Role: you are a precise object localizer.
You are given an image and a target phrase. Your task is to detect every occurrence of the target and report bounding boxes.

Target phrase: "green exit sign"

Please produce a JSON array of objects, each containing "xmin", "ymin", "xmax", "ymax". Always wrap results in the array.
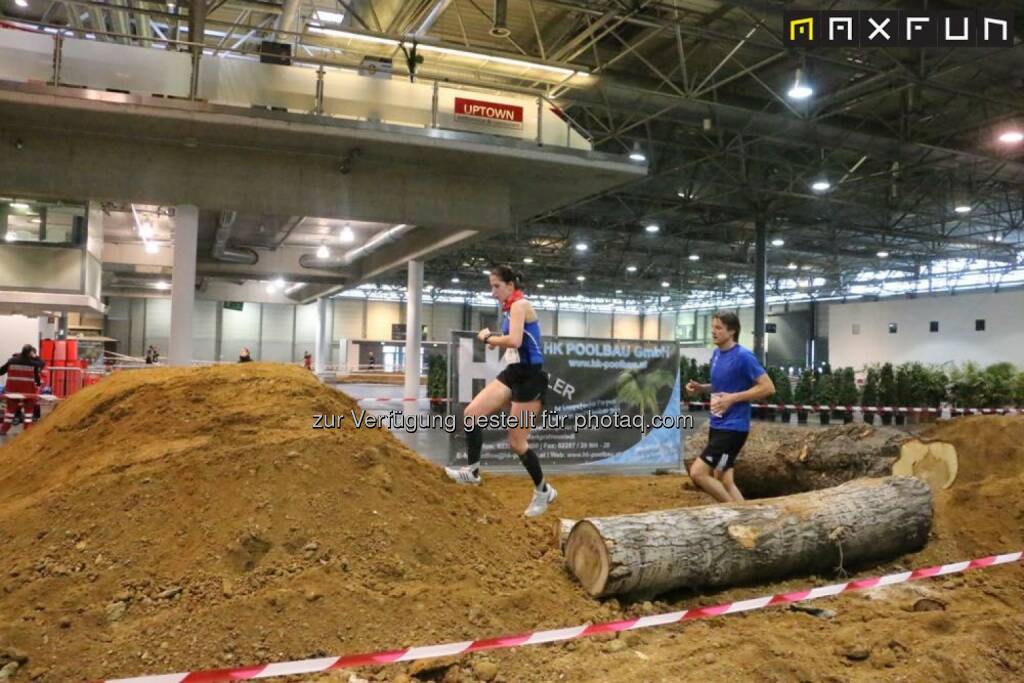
[{"xmin": 223, "ymin": 301, "xmax": 244, "ymax": 311}]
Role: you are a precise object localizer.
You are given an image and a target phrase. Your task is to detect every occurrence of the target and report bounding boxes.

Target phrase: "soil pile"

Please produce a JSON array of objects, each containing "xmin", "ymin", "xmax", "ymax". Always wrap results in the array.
[{"xmin": 0, "ymin": 364, "xmax": 600, "ymax": 682}]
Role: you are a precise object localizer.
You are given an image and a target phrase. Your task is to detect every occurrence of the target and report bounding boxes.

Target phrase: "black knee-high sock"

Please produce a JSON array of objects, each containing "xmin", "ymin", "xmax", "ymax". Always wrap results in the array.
[
  {"xmin": 466, "ymin": 423, "xmax": 482, "ymax": 471},
  {"xmin": 517, "ymin": 448, "xmax": 546, "ymax": 491}
]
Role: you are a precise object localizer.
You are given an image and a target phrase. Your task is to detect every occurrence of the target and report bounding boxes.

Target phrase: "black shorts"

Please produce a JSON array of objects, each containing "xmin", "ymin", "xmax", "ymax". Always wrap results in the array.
[
  {"xmin": 496, "ymin": 364, "xmax": 548, "ymax": 403},
  {"xmin": 699, "ymin": 427, "xmax": 749, "ymax": 471}
]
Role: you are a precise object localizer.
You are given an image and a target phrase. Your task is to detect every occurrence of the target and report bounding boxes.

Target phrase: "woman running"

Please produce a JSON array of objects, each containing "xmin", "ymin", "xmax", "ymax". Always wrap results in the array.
[{"xmin": 445, "ymin": 266, "xmax": 557, "ymax": 517}]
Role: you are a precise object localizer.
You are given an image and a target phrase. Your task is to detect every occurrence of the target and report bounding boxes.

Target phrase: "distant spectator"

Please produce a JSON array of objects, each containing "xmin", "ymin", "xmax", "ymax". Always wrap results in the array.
[
  {"xmin": 145, "ymin": 345, "xmax": 160, "ymax": 364},
  {"xmin": 367, "ymin": 351, "xmax": 375, "ymax": 371},
  {"xmin": 238, "ymin": 347, "xmax": 253, "ymax": 363},
  {"xmin": 303, "ymin": 351, "xmax": 313, "ymax": 371}
]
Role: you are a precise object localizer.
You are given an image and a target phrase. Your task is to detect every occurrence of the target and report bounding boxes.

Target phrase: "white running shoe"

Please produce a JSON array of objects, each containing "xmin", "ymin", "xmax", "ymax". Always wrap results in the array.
[
  {"xmin": 445, "ymin": 466, "xmax": 481, "ymax": 486},
  {"xmin": 524, "ymin": 484, "xmax": 557, "ymax": 517}
]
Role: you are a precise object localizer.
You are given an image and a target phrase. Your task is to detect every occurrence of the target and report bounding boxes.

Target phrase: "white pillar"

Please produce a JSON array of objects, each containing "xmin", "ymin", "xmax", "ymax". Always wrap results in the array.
[
  {"xmin": 314, "ymin": 296, "xmax": 330, "ymax": 378},
  {"xmin": 404, "ymin": 259, "xmax": 424, "ymax": 414},
  {"xmin": 169, "ymin": 205, "xmax": 198, "ymax": 367}
]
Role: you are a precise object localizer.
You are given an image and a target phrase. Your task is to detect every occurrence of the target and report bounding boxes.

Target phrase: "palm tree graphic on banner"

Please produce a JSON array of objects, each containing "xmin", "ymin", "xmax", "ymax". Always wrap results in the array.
[{"xmin": 615, "ymin": 368, "xmax": 674, "ymax": 426}]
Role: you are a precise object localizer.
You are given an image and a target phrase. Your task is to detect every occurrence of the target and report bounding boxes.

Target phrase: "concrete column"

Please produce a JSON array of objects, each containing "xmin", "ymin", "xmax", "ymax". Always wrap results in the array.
[
  {"xmin": 753, "ymin": 214, "xmax": 767, "ymax": 364},
  {"xmin": 404, "ymin": 260, "xmax": 424, "ymax": 414},
  {"xmin": 169, "ymin": 205, "xmax": 198, "ymax": 367},
  {"xmin": 314, "ymin": 296, "xmax": 330, "ymax": 377}
]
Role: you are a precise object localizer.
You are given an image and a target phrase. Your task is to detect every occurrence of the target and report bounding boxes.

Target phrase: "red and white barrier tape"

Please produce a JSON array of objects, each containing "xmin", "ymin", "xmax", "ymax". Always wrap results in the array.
[
  {"xmin": 102, "ymin": 550, "xmax": 1022, "ymax": 683},
  {"xmin": 683, "ymin": 400, "xmax": 1021, "ymax": 416}
]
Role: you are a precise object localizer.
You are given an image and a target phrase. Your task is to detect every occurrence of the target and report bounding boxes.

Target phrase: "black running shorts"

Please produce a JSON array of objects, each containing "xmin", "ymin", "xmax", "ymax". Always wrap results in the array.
[
  {"xmin": 496, "ymin": 363, "xmax": 548, "ymax": 403},
  {"xmin": 699, "ymin": 427, "xmax": 749, "ymax": 471}
]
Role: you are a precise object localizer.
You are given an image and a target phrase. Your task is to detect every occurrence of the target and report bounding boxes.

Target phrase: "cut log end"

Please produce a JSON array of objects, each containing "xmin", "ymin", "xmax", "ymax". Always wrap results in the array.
[
  {"xmin": 563, "ymin": 520, "xmax": 610, "ymax": 597},
  {"xmin": 893, "ymin": 439, "xmax": 958, "ymax": 489}
]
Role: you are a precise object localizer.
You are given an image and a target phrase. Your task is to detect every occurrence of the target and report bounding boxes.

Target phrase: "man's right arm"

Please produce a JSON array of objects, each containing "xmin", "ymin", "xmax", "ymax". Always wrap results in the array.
[{"xmin": 0, "ymin": 361, "xmax": 8, "ymax": 377}]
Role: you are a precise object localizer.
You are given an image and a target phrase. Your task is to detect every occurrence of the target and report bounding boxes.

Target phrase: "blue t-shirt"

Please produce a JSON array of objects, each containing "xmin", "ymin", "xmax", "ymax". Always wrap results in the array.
[{"xmin": 709, "ymin": 344, "xmax": 766, "ymax": 432}]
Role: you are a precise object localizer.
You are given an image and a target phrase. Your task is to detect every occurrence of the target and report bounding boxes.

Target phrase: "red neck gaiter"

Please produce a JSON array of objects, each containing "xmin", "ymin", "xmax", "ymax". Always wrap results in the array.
[{"xmin": 502, "ymin": 289, "xmax": 524, "ymax": 312}]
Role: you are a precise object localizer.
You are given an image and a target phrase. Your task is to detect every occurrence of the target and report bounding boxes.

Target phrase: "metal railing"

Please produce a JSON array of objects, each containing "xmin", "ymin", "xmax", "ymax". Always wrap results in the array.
[{"xmin": 0, "ymin": 20, "xmax": 592, "ymax": 151}]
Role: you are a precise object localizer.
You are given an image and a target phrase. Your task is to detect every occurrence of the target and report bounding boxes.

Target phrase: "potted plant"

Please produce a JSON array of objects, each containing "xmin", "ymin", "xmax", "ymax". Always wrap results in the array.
[
  {"xmin": 795, "ymin": 370, "xmax": 814, "ymax": 424},
  {"xmin": 1013, "ymin": 368, "xmax": 1024, "ymax": 411},
  {"xmin": 694, "ymin": 361, "xmax": 711, "ymax": 412},
  {"xmin": 814, "ymin": 371, "xmax": 834, "ymax": 425},
  {"xmin": 427, "ymin": 354, "xmax": 448, "ymax": 414},
  {"xmin": 949, "ymin": 361, "xmax": 983, "ymax": 416},
  {"xmin": 893, "ymin": 364, "xmax": 913, "ymax": 425},
  {"xmin": 835, "ymin": 367, "xmax": 858, "ymax": 423},
  {"xmin": 761, "ymin": 367, "xmax": 780, "ymax": 423},
  {"xmin": 776, "ymin": 368, "xmax": 794, "ymax": 424},
  {"xmin": 920, "ymin": 365, "xmax": 948, "ymax": 423},
  {"xmin": 861, "ymin": 367, "xmax": 879, "ymax": 425},
  {"xmin": 879, "ymin": 362, "xmax": 896, "ymax": 425},
  {"xmin": 982, "ymin": 362, "xmax": 1017, "ymax": 411}
]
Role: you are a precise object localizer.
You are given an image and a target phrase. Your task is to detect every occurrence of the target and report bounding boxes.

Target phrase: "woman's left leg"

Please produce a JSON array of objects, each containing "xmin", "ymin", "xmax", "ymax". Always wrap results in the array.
[{"xmin": 509, "ymin": 398, "xmax": 557, "ymax": 516}]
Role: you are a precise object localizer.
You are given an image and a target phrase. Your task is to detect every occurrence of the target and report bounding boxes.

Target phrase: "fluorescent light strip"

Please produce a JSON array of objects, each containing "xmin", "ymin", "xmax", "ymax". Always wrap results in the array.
[
  {"xmin": 415, "ymin": 43, "xmax": 586, "ymax": 77},
  {"xmin": 307, "ymin": 26, "xmax": 400, "ymax": 46},
  {"xmin": 305, "ymin": 27, "xmax": 586, "ymax": 77}
]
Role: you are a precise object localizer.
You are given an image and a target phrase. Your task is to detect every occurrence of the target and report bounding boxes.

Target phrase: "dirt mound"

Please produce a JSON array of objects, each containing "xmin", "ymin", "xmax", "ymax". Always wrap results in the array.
[
  {"xmin": 0, "ymin": 364, "xmax": 600, "ymax": 682},
  {"xmin": 914, "ymin": 415, "xmax": 1024, "ymax": 563}
]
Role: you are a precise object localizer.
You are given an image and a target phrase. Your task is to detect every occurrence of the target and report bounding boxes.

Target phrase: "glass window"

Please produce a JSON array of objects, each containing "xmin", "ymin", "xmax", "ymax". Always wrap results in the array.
[
  {"xmin": 975, "ymin": 319, "xmax": 985, "ymax": 332},
  {"xmin": 1, "ymin": 199, "xmax": 86, "ymax": 246},
  {"xmin": 929, "ymin": 321, "xmax": 939, "ymax": 333}
]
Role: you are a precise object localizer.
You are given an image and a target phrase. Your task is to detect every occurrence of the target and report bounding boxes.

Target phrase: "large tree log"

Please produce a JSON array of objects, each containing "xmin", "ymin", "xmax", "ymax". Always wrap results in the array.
[
  {"xmin": 686, "ymin": 423, "xmax": 957, "ymax": 498},
  {"xmin": 564, "ymin": 477, "xmax": 932, "ymax": 598}
]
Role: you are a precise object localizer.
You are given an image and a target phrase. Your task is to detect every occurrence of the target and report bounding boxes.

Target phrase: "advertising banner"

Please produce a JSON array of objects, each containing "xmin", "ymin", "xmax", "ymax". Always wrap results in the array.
[{"xmin": 448, "ymin": 332, "xmax": 682, "ymax": 470}]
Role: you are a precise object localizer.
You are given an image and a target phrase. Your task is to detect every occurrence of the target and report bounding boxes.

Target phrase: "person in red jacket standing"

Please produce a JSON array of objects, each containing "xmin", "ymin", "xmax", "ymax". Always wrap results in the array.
[{"xmin": 1, "ymin": 344, "xmax": 45, "ymax": 435}]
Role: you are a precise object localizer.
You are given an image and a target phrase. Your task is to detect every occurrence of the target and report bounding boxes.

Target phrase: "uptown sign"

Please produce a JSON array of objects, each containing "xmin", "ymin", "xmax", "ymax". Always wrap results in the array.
[{"xmin": 453, "ymin": 97, "xmax": 524, "ymax": 130}]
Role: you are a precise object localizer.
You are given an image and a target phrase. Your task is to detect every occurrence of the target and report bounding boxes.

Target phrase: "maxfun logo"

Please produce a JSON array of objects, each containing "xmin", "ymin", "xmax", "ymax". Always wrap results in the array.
[{"xmin": 784, "ymin": 10, "xmax": 1013, "ymax": 47}]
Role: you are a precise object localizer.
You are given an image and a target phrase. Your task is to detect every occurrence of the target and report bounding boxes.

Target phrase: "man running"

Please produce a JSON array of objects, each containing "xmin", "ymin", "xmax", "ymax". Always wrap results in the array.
[
  {"xmin": 445, "ymin": 265, "xmax": 557, "ymax": 517},
  {"xmin": 685, "ymin": 312, "xmax": 774, "ymax": 502}
]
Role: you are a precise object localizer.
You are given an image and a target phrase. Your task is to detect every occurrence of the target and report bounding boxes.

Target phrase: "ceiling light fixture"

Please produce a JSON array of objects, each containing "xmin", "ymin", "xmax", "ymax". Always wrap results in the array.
[
  {"xmin": 787, "ymin": 68, "xmax": 813, "ymax": 99},
  {"xmin": 787, "ymin": 262, "xmax": 798, "ymax": 270},
  {"xmin": 10, "ymin": 202, "xmax": 29, "ymax": 210},
  {"xmin": 338, "ymin": 225, "xmax": 355, "ymax": 243},
  {"xmin": 4, "ymin": 231, "xmax": 15, "ymax": 242},
  {"xmin": 877, "ymin": 250, "xmax": 890, "ymax": 258},
  {"xmin": 317, "ymin": 243, "xmax": 330, "ymax": 259},
  {"xmin": 575, "ymin": 243, "xmax": 588, "ymax": 252},
  {"xmin": 522, "ymin": 257, "xmax": 533, "ymax": 263},
  {"xmin": 644, "ymin": 223, "xmax": 660, "ymax": 233},
  {"xmin": 661, "ymin": 281, "xmax": 670, "ymax": 288},
  {"xmin": 154, "ymin": 280, "xmax": 169, "ymax": 290},
  {"xmin": 626, "ymin": 265, "xmax": 638, "ymax": 272},
  {"xmin": 716, "ymin": 273, "xmax": 727, "ymax": 280},
  {"xmin": 629, "ymin": 142, "xmax": 646, "ymax": 163},
  {"xmin": 576, "ymin": 275, "xmax": 586, "ymax": 282},
  {"xmin": 482, "ymin": 269, "xmax": 491, "ymax": 275},
  {"xmin": 145, "ymin": 242, "xmax": 159, "ymax": 254},
  {"xmin": 450, "ymin": 277, "xmax": 460, "ymax": 283},
  {"xmin": 998, "ymin": 130, "xmax": 1023, "ymax": 144},
  {"xmin": 771, "ymin": 238, "xmax": 785, "ymax": 247},
  {"xmin": 688, "ymin": 254, "xmax": 700, "ymax": 261},
  {"xmin": 811, "ymin": 179, "xmax": 831, "ymax": 192},
  {"xmin": 536, "ymin": 283, "xmax": 545, "ymax": 288},
  {"xmin": 953, "ymin": 204, "xmax": 971, "ymax": 214}
]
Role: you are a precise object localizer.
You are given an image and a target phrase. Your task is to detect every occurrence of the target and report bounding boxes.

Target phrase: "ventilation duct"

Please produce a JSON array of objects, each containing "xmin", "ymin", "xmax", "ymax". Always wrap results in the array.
[
  {"xmin": 299, "ymin": 223, "xmax": 415, "ymax": 269},
  {"xmin": 489, "ymin": 0, "xmax": 510, "ymax": 37},
  {"xmin": 211, "ymin": 210, "xmax": 259, "ymax": 265}
]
